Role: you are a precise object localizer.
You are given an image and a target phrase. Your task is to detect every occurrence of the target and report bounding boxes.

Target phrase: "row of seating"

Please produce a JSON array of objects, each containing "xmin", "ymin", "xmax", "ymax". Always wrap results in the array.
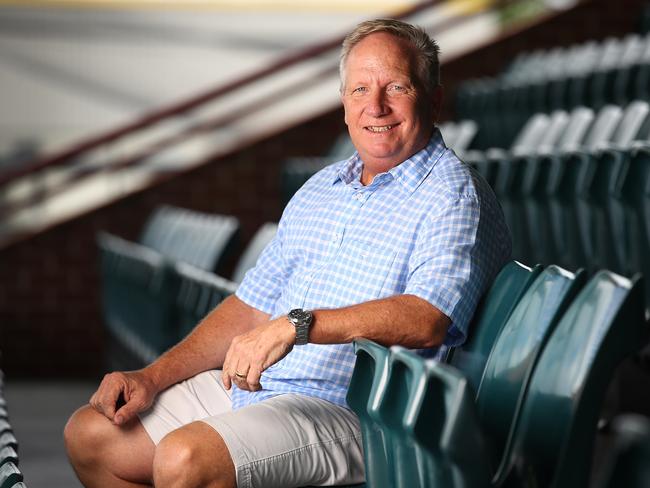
[
  {"xmin": 136, "ymin": 254, "xmax": 649, "ymax": 488},
  {"xmin": 0, "ymin": 370, "xmax": 26, "ymax": 488},
  {"xmin": 457, "ymin": 32, "xmax": 650, "ymax": 149},
  {"xmin": 346, "ymin": 262, "xmax": 648, "ymax": 488},
  {"xmin": 467, "ymin": 100, "xmax": 650, "ymax": 309},
  {"xmin": 98, "ymin": 206, "xmax": 276, "ymax": 368}
]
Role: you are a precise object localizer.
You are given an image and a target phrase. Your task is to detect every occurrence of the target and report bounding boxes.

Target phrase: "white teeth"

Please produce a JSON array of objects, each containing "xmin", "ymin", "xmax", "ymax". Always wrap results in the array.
[{"xmin": 367, "ymin": 125, "xmax": 394, "ymax": 132}]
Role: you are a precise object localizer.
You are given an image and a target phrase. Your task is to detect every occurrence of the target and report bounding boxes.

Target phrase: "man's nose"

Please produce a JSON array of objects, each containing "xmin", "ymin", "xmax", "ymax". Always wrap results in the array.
[{"xmin": 365, "ymin": 90, "xmax": 389, "ymax": 117}]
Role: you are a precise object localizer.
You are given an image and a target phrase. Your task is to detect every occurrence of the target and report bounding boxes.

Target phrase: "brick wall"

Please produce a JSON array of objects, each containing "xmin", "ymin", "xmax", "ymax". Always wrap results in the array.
[{"xmin": 0, "ymin": 0, "xmax": 646, "ymax": 378}]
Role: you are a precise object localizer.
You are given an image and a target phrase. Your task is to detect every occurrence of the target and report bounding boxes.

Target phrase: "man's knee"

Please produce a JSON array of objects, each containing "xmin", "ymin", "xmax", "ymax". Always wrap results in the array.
[
  {"xmin": 64, "ymin": 405, "xmax": 111, "ymax": 464},
  {"xmin": 153, "ymin": 422, "xmax": 235, "ymax": 488}
]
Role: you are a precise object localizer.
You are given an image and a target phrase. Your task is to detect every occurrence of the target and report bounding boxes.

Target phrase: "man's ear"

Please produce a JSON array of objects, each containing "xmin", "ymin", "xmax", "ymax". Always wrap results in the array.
[{"xmin": 432, "ymin": 85, "xmax": 444, "ymax": 124}]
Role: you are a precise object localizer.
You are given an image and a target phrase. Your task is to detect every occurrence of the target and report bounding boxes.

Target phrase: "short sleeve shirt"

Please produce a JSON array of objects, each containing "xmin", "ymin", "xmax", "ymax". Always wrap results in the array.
[{"xmin": 233, "ymin": 129, "xmax": 511, "ymax": 409}]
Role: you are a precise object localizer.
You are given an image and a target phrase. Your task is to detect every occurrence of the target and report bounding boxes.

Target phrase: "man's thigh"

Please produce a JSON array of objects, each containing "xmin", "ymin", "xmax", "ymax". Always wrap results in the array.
[
  {"xmin": 139, "ymin": 371, "xmax": 364, "ymax": 488},
  {"xmin": 139, "ymin": 369, "xmax": 232, "ymax": 444},
  {"xmin": 202, "ymin": 394, "xmax": 364, "ymax": 488}
]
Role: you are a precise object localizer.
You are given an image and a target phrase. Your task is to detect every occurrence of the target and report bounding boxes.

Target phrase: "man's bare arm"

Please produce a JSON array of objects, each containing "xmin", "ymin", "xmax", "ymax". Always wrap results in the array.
[
  {"xmin": 310, "ymin": 294, "xmax": 449, "ymax": 347},
  {"xmin": 224, "ymin": 293, "xmax": 449, "ymax": 391},
  {"xmin": 90, "ymin": 295, "xmax": 269, "ymax": 424}
]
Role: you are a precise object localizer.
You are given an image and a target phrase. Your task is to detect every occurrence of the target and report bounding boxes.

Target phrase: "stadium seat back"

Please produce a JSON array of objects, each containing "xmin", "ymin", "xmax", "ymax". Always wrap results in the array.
[
  {"xmin": 609, "ymin": 144, "xmax": 650, "ymax": 308},
  {"xmin": 0, "ymin": 462, "xmax": 22, "ymax": 488},
  {"xmin": 174, "ymin": 263, "xmax": 238, "ymax": 341},
  {"xmin": 375, "ymin": 348, "xmax": 429, "ymax": 488},
  {"xmin": 507, "ymin": 272, "xmax": 647, "ymax": 488},
  {"xmin": 346, "ymin": 339, "xmax": 392, "ymax": 488},
  {"xmin": 476, "ymin": 265, "xmax": 585, "ymax": 462},
  {"xmin": 140, "ymin": 206, "xmax": 239, "ymax": 272},
  {"xmin": 231, "ymin": 223, "xmax": 278, "ymax": 284},
  {"xmin": 447, "ymin": 261, "xmax": 542, "ymax": 391}
]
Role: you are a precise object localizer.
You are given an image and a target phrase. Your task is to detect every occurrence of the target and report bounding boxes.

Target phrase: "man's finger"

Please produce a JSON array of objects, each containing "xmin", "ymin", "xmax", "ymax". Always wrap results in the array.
[
  {"xmin": 114, "ymin": 401, "xmax": 139, "ymax": 425},
  {"xmin": 246, "ymin": 366, "xmax": 262, "ymax": 392},
  {"xmin": 222, "ymin": 370, "xmax": 232, "ymax": 390}
]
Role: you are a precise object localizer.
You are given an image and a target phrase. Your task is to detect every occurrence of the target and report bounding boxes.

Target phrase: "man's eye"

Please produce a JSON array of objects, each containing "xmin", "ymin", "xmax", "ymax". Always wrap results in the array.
[
  {"xmin": 352, "ymin": 87, "xmax": 367, "ymax": 95},
  {"xmin": 389, "ymin": 85, "xmax": 406, "ymax": 93}
]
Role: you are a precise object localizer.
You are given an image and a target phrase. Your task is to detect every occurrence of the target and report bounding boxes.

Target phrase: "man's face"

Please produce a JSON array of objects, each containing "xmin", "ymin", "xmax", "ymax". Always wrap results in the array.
[{"xmin": 341, "ymin": 32, "xmax": 440, "ymax": 185}]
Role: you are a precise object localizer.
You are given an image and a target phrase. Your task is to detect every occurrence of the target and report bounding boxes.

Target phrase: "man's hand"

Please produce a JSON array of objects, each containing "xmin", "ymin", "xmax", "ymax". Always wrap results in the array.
[
  {"xmin": 89, "ymin": 370, "xmax": 159, "ymax": 426},
  {"xmin": 222, "ymin": 317, "xmax": 296, "ymax": 391}
]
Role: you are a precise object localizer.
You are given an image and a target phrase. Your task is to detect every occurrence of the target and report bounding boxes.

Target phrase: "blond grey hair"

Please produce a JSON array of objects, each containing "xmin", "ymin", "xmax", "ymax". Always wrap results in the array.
[{"xmin": 339, "ymin": 18, "xmax": 441, "ymax": 93}]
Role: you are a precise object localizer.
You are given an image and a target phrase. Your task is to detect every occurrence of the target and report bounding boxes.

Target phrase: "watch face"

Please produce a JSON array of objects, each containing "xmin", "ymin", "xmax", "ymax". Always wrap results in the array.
[
  {"xmin": 289, "ymin": 309, "xmax": 309, "ymax": 323},
  {"xmin": 288, "ymin": 309, "xmax": 311, "ymax": 345}
]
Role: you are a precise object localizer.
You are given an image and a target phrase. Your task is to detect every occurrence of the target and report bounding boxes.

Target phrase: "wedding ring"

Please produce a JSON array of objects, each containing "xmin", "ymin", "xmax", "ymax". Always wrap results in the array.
[{"xmin": 235, "ymin": 372, "xmax": 247, "ymax": 379}]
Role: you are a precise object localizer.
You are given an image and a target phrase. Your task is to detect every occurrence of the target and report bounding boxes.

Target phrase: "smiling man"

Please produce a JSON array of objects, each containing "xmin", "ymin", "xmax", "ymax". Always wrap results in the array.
[{"xmin": 64, "ymin": 19, "xmax": 511, "ymax": 488}]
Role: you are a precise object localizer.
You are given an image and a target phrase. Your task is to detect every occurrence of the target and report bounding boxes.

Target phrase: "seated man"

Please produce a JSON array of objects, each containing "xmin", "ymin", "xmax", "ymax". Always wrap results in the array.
[{"xmin": 64, "ymin": 18, "xmax": 511, "ymax": 488}]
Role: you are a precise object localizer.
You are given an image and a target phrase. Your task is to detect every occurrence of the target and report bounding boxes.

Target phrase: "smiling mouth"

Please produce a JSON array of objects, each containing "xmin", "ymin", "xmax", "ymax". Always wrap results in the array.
[{"xmin": 365, "ymin": 124, "xmax": 398, "ymax": 133}]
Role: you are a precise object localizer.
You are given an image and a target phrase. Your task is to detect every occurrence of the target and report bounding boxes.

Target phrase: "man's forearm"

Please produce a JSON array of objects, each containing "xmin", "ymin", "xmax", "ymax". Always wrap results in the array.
[
  {"xmin": 143, "ymin": 294, "xmax": 270, "ymax": 392},
  {"xmin": 308, "ymin": 294, "xmax": 450, "ymax": 349}
]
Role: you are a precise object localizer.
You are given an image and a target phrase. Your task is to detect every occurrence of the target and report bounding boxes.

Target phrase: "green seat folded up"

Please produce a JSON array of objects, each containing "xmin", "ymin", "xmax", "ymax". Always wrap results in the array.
[
  {"xmin": 0, "ymin": 462, "xmax": 22, "ymax": 488},
  {"xmin": 446, "ymin": 261, "xmax": 542, "ymax": 391},
  {"xmin": 346, "ymin": 339, "xmax": 390, "ymax": 488},
  {"xmin": 608, "ymin": 143, "xmax": 650, "ymax": 309},
  {"xmin": 174, "ymin": 263, "xmax": 238, "ymax": 341},
  {"xmin": 505, "ymin": 272, "xmax": 647, "ymax": 488},
  {"xmin": 575, "ymin": 101, "xmax": 650, "ymax": 273},
  {"xmin": 0, "ymin": 446, "xmax": 17, "ymax": 468}
]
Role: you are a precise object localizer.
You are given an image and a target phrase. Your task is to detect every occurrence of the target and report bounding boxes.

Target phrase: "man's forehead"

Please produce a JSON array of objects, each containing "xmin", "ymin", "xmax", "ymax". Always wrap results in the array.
[
  {"xmin": 344, "ymin": 33, "xmax": 418, "ymax": 81},
  {"xmin": 348, "ymin": 31, "xmax": 415, "ymax": 56}
]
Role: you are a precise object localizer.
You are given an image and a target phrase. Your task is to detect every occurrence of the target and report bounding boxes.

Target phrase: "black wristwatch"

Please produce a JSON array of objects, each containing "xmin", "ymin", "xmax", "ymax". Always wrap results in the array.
[{"xmin": 287, "ymin": 308, "xmax": 313, "ymax": 345}]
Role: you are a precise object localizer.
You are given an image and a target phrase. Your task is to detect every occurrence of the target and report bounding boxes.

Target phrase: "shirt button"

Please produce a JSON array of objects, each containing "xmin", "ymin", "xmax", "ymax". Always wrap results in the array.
[{"xmin": 354, "ymin": 193, "xmax": 363, "ymax": 201}]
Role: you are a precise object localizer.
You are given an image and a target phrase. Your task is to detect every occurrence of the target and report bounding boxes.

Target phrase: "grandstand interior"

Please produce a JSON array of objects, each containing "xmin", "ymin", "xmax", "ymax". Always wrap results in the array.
[{"xmin": 1, "ymin": 0, "xmax": 650, "ymax": 486}]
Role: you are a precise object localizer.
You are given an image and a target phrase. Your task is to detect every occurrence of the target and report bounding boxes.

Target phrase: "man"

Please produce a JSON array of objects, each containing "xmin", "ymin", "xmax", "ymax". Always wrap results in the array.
[{"xmin": 65, "ymin": 19, "xmax": 511, "ymax": 488}]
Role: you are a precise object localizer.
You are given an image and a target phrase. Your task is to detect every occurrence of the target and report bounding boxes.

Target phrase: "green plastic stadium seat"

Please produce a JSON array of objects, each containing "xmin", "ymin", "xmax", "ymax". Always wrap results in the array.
[
  {"xmin": 474, "ymin": 265, "xmax": 585, "ymax": 467},
  {"xmin": 0, "ymin": 433, "xmax": 16, "ymax": 452},
  {"xmin": 0, "ymin": 462, "xmax": 22, "ymax": 488},
  {"xmin": 380, "ymin": 347, "xmax": 458, "ymax": 488},
  {"xmin": 596, "ymin": 414, "xmax": 650, "ymax": 488},
  {"xmin": 447, "ymin": 261, "xmax": 543, "ymax": 391},
  {"xmin": 575, "ymin": 101, "xmax": 650, "ymax": 273},
  {"xmin": 98, "ymin": 206, "xmax": 239, "ymax": 368},
  {"xmin": 346, "ymin": 339, "xmax": 390, "ymax": 488},
  {"xmin": 174, "ymin": 263, "xmax": 238, "ymax": 341},
  {"xmin": 281, "ymin": 133, "xmax": 355, "ymax": 204},
  {"xmin": 412, "ymin": 359, "xmax": 492, "ymax": 488},
  {"xmin": 231, "ymin": 223, "xmax": 278, "ymax": 284},
  {"xmin": 588, "ymin": 38, "xmax": 628, "ymax": 110},
  {"xmin": 505, "ymin": 271, "xmax": 647, "ymax": 488},
  {"xmin": 98, "ymin": 233, "xmax": 176, "ymax": 365},
  {"xmin": 522, "ymin": 107, "xmax": 594, "ymax": 265},
  {"xmin": 361, "ymin": 266, "xmax": 583, "ymax": 488},
  {"xmin": 139, "ymin": 206, "xmax": 239, "ymax": 272},
  {"xmin": 608, "ymin": 143, "xmax": 650, "ymax": 309},
  {"xmin": 381, "ymin": 265, "xmax": 582, "ymax": 487},
  {"xmin": 469, "ymin": 112, "xmax": 552, "ymax": 191},
  {"xmin": 0, "ymin": 446, "xmax": 17, "ymax": 467},
  {"xmin": 547, "ymin": 105, "xmax": 622, "ymax": 270},
  {"xmin": 499, "ymin": 111, "xmax": 569, "ymax": 262}
]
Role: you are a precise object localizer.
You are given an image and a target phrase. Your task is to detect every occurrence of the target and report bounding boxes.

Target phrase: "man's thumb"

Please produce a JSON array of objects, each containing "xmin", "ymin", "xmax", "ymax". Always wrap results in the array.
[{"xmin": 114, "ymin": 404, "xmax": 135, "ymax": 425}]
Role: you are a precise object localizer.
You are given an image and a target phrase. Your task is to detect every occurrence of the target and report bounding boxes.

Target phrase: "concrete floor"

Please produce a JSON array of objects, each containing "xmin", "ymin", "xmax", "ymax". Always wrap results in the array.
[{"xmin": 4, "ymin": 381, "xmax": 97, "ymax": 488}]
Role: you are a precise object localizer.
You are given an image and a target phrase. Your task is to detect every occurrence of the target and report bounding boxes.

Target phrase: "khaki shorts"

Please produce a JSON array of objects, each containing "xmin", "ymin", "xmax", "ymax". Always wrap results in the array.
[{"xmin": 138, "ymin": 370, "xmax": 364, "ymax": 488}]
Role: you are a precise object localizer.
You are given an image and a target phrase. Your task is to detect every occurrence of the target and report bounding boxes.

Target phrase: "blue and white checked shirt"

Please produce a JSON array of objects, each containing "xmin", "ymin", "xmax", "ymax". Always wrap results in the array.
[{"xmin": 233, "ymin": 129, "xmax": 511, "ymax": 409}]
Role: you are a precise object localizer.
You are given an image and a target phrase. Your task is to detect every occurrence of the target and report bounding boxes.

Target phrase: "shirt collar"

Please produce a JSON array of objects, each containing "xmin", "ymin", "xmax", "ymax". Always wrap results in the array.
[{"xmin": 334, "ymin": 129, "xmax": 446, "ymax": 193}]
